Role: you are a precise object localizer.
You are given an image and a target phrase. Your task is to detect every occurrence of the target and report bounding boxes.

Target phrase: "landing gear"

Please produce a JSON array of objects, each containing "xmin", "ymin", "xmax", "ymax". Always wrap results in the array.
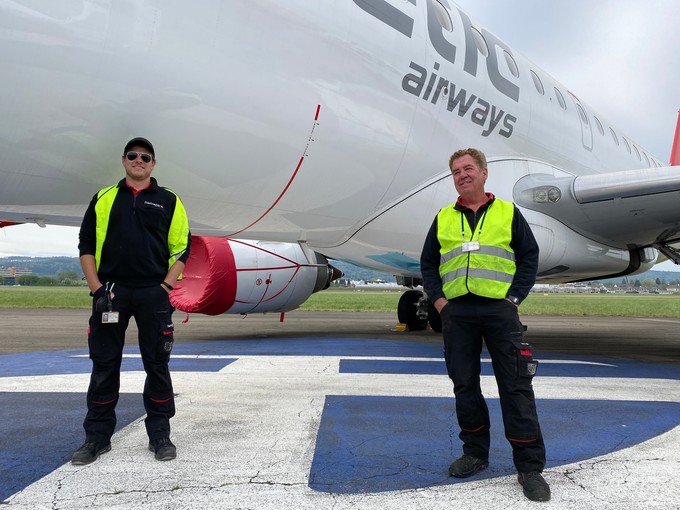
[
  {"xmin": 397, "ymin": 289, "xmax": 442, "ymax": 332},
  {"xmin": 397, "ymin": 289, "xmax": 428, "ymax": 331}
]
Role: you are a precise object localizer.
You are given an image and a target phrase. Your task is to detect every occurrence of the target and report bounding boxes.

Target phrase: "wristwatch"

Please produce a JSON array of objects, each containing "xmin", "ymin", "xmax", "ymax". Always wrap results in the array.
[{"xmin": 507, "ymin": 295, "xmax": 520, "ymax": 305}]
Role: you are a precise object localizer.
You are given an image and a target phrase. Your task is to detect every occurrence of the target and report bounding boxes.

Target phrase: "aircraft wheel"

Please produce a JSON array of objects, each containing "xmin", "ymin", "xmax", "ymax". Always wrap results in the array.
[
  {"xmin": 397, "ymin": 290, "xmax": 427, "ymax": 331},
  {"xmin": 427, "ymin": 299, "xmax": 442, "ymax": 333}
]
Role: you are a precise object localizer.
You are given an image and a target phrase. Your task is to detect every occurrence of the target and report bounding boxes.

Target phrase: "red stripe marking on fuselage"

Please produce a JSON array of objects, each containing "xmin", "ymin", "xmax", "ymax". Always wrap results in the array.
[{"xmin": 228, "ymin": 104, "xmax": 320, "ymax": 236}]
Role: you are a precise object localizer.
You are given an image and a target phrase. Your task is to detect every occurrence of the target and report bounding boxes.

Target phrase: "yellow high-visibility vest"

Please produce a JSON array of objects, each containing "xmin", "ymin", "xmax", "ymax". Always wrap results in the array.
[
  {"xmin": 93, "ymin": 185, "xmax": 189, "ymax": 273},
  {"xmin": 437, "ymin": 199, "xmax": 516, "ymax": 299}
]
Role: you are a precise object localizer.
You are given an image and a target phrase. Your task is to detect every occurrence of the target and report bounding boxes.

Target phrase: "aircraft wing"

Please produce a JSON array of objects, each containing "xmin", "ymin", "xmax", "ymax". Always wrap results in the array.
[{"xmin": 513, "ymin": 165, "xmax": 680, "ymax": 263}]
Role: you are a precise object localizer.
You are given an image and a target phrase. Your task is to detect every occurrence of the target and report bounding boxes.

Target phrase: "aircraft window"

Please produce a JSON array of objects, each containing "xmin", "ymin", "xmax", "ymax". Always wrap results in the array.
[
  {"xmin": 609, "ymin": 128, "xmax": 619, "ymax": 145},
  {"xmin": 530, "ymin": 70, "xmax": 544, "ymax": 95},
  {"xmin": 471, "ymin": 27, "xmax": 488, "ymax": 57},
  {"xmin": 504, "ymin": 51, "xmax": 519, "ymax": 78},
  {"xmin": 576, "ymin": 104, "xmax": 589, "ymax": 125},
  {"xmin": 553, "ymin": 87, "xmax": 566, "ymax": 109},
  {"xmin": 593, "ymin": 116, "xmax": 604, "ymax": 135},
  {"xmin": 622, "ymin": 137, "xmax": 632, "ymax": 154},
  {"xmin": 430, "ymin": 0, "xmax": 453, "ymax": 32},
  {"xmin": 633, "ymin": 145, "xmax": 642, "ymax": 161}
]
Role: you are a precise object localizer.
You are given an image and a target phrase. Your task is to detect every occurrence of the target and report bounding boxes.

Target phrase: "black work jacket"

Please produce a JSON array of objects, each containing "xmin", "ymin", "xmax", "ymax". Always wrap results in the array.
[{"xmin": 79, "ymin": 177, "xmax": 191, "ymax": 287}]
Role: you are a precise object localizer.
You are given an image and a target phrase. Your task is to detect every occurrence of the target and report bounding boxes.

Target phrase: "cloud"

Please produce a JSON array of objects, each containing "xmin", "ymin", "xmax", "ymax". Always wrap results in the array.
[
  {"xmin": 0, "ymin": 224, "xmax": 79, "ymax": 257},
  {"xmin": 455, "ymin": 0, "xmax": 679, "ymax": 159}
]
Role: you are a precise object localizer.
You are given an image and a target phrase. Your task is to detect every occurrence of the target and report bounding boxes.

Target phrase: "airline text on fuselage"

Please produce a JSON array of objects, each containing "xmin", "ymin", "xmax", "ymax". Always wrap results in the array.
[{"xmin": 353, "ymin": 0, "xmax": 519, "ymax": 138}]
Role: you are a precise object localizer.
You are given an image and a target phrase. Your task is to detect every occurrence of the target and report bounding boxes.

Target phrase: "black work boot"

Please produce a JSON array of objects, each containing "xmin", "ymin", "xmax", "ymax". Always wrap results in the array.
[
  {"xmin": 149, "ymin": 437, "xmax": 176, "ymax": 461},
  {"xmin": 71, "ymin": 441, "xmax": 111, "ymax": 465},
  {"xmin": 518, "ymin": 470, "xmax": 551, "ymax": 501},
  {"xmin": 448, "ymin": 455, "xmax": 489, "ymax": 478}
]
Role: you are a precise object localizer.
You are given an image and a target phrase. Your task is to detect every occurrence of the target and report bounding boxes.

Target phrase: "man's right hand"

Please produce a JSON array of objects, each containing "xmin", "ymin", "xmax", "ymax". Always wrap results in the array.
[
  {"xmin": 434, "ymin": 297, "xmax": 449, "ymax": 313},
  {"xmin": 91, "ymin": 285, "xmax": 106, "ymax": 298}
]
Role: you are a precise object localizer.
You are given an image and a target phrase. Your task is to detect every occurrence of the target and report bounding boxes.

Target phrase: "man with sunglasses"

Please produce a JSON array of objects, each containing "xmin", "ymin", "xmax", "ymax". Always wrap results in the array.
[{"xmin": 72, "ymin": 137, "xmax": 191, "ymax": 465}]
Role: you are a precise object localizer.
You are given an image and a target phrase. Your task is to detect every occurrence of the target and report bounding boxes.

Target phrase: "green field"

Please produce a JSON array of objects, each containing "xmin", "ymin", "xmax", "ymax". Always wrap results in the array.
[{"xmin": 0, "ymin": 286, "xmax": 678, "ymax": 317}]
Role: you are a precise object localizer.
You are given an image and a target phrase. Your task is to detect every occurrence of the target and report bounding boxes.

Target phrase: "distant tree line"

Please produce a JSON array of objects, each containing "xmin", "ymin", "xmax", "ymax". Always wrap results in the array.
[
  {"xmin": 2, "ymin": 256, "xmax": 678, "ymax": 287},
  {"xmin": 15, "ymin": 271, "xmax": 83, "ymax": 286}
]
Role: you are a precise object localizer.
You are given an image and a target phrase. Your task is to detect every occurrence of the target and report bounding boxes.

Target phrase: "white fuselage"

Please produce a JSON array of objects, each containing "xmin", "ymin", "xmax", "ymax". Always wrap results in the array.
[{"xmin": 0, "ymin": 1, "xmax": 675, "ymax": 283}]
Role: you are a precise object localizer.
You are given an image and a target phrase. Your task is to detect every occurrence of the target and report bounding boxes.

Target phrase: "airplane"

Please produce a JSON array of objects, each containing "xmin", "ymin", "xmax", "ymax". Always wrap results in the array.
[{"xmin": 1, "ymin": 0, "xmax": 679, "ymax": 332}]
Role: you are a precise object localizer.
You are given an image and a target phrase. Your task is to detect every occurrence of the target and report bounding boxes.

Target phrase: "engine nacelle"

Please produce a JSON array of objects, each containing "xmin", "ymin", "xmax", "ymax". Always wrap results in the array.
[{"xmin": 170, "ymin": 236, "xmax": 341, "ymax": 315}]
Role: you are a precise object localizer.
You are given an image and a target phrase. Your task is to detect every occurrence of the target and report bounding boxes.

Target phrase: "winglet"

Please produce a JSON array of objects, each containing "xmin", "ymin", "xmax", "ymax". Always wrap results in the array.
[{"xmin": 670, "ymin": 109, "xmax": 680, "ymax": 166}]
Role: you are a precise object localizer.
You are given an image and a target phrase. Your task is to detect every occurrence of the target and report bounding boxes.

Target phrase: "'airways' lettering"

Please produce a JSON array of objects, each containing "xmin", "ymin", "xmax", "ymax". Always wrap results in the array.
[
  {"xmin": 403, "ymin": 61, "xmax": 516, "ymax": 138},
  {"xmin": 357, "ymin": 0, "xmax": 520, "ymax": 103}
]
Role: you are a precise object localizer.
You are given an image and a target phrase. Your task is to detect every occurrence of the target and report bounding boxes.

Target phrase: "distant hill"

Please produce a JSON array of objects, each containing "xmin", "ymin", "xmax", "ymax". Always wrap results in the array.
[
  {"xmin": 0, "ymin": 256, "xmax": 396, "ymax": 283},
  {"xmin": 0, "ymin": 256, "xmax": 82, "ymax": 277},
  {"xmin": 1, "ymin": 256, "xmax": 678, "ymax": 285}
]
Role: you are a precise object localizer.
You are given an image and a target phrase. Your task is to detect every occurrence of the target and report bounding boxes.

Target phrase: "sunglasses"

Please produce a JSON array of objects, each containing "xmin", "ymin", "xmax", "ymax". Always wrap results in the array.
[{"xmin": 125, "ymin": 151, "xmax": 153, "ymax": 163}]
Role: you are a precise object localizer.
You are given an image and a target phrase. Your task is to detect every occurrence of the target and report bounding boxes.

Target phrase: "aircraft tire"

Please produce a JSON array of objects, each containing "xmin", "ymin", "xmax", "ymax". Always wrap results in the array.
[{"xmin": 397, "ymin": 289, "xmax": 427, "ymax": 331}]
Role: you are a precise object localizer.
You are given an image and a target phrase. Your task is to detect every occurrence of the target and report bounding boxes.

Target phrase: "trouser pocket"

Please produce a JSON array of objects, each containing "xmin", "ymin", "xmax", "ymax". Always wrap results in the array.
[
  {"xmin": 510, "ymin": 333, "xmax": 538, "ymax": 378},
  {"xmin": 157, "ymin": 312, "xmax": 175, "ymax": 356}
]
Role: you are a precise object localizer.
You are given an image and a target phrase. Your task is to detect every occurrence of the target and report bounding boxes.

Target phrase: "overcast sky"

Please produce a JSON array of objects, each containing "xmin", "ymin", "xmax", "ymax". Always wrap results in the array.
[{"xmin": 1, "ymin": 0, "xmax": 678, "ymax": 270}]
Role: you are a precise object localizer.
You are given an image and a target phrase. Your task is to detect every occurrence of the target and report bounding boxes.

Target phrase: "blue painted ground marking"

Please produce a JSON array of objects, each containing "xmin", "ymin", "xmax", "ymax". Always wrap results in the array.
[
  {"xmin": 308, "ymin": 396, "xmax": 680, "ymax": 494},
  {"xmin": 0, "ymin": 349, "xmax": 236, "ymax": 377},
  {"xmin": 0, "ymin": 392, "xmax": 143, "ymax": 502},
  {"xmin": 2, "ymin": 338, "xmax": 678, "ymax": 500},
  {"xmin": 0, "ymin": 345, "xmax": 236, "ymax": 502},
  {"xmin": 309, "ymin": 396, "xmax": 455, "ymax": 493},
  {"xmin": 172, "ymin": 338, "xmax": 444, "ymax": 358},
  {"xmin": 339, "ymin": 353, "xmax": 680, "ymax": 379}
]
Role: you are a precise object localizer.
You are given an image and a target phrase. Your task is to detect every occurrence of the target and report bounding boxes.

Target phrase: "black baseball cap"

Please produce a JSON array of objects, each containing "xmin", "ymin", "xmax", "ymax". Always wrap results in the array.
[{"xmin": 123, "ymin": 137, "xmax": 155, "ymax": 158}]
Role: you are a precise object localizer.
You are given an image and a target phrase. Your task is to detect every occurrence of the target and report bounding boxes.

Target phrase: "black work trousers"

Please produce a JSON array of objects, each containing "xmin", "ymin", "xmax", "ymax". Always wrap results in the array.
[
  {"xmin": 441, "ymin": 295, "xmax": 546, "ymax": 473},
  {"xmin": 83, "ymin": 284, "xmax": 176, "ymax": 443}
]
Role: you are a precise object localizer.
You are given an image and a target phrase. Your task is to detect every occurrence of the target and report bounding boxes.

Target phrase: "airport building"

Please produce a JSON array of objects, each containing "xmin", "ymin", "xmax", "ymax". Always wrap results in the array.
[{"xmin": 0, "ymin": 266, "xmax": 32, "ymax": 285}]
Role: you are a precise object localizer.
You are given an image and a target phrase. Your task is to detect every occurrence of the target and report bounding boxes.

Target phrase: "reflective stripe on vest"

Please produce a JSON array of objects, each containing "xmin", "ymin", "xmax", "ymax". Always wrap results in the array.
[
  {"xmin": 93, "ymin": 185, "xmax": 189, "ymax": 273},
  {"xmin": 437, "ymin": 199, "xmax": 516, "ymax": 299}
]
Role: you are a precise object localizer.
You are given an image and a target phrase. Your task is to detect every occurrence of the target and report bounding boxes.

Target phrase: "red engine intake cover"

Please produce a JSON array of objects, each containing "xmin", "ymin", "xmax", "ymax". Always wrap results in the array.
[{"xmin": 170, "ymin": 236, "xmax": 237, "ymax": 315}]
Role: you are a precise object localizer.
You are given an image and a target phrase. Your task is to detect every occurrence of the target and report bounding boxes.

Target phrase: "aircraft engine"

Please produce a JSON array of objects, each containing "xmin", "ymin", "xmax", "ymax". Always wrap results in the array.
[{"xmin": 170, "ymin": 236, "xmax": 342, "ymax": 315}]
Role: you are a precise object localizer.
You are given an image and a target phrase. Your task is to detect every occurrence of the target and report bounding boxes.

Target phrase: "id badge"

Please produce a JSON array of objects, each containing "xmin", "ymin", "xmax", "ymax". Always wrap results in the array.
[
  {"xmin": 102, "ymin": 311, "xmax": 119, "ymax": 324},
  {"xmin": 462, "ymin": 241, "xmax": 480, "ymax": 252}
]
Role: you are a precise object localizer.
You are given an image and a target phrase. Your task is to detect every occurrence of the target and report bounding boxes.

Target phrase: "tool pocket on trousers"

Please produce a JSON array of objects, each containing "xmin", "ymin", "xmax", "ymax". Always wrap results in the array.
[
  {"xmin": 158, "ymin": 313, "xmax": 175, "ymax": 356},
  {"xmin": 510, "ymin": 334, "xmax": 538, "ymax": 378}
]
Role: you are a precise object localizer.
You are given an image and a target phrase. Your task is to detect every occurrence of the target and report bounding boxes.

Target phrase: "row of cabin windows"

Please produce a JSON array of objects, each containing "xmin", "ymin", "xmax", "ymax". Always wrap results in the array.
[
  {"xmin": 530, "ymin": 68, "xmax": 661, "ymax": 167},
  {"xmin": 430, "ymin": 0, "xmax": 663, "ymax": 168}
]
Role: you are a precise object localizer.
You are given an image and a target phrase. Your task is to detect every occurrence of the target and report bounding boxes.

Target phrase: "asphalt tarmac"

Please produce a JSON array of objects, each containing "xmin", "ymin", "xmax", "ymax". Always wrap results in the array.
[
  {"xmin": 1, "ymin": 309, "xmax": 679, "ymax": 509},
  {"xmin": 1, "ymin": 309, "xmax": 679, "ymax": 364}
]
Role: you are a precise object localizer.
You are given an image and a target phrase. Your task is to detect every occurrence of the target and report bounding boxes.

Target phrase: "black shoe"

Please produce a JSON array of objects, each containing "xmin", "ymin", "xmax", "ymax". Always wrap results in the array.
[
  {"xmin": 518, "ymin": 471, "xmax": 551, "ymax": 502},
  {"xmin": 71, "ymin": 441, "xmax": 111, "ymax": 465},
  {"xmin": 448, "ymin": 455, "xmax": 489, "ymax": 478},
  {"xmin": 149, "ymin": 437, "xmax": 176, "ymax": 461}
]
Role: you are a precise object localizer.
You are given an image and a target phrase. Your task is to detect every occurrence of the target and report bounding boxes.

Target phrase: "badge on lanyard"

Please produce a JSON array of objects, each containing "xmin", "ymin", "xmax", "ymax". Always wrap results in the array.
[
  {"xmin": 102, "ymin": 311, "xmax": 119, "ymax": 324},
  {"xmin": 101, "ymin": 283, "xmax": 119, "ymax": 323},
  {"xmin": 462, "ymin": 241, "xmax": 480, "ymax": 252}
]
